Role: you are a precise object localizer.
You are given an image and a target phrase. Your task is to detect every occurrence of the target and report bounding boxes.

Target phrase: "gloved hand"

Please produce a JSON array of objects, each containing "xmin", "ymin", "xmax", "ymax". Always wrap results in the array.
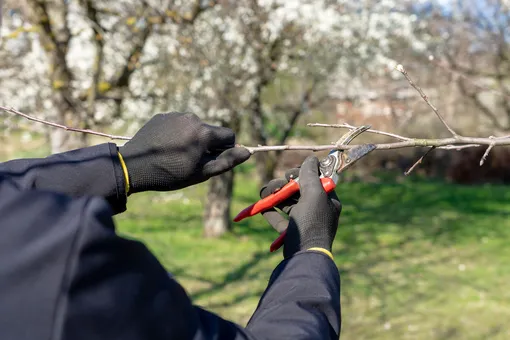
[
  {"xmin": 260, "ymin": 156, "xmax": 342, "ymax": 259},
  {"xmin": 119, "ymin": 112, "xmax": 251, "ymax": 194}
]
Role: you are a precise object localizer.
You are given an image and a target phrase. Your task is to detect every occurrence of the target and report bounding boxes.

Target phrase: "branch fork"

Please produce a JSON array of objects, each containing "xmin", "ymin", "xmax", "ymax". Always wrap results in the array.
[{"xmin": 2, "ymin": 63, "xmax": 510, "ymax": 175}]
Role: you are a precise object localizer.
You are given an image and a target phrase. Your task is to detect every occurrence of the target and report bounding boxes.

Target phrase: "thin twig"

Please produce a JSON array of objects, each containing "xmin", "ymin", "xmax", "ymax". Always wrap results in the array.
[
  {"xmin": 396, "ymin": 64, "xmax": 460, "ymax": 137},
  {"xmin": 404, "ymin": 147, "xmax": 436, "ymax": 176},
  {"xmin": 307, "ymin": 123, "xmax": 411, "ymax": 141},
  {"xmin": 0, "ymin": 106, "xmax": 132, "ymax": 140},
  {"xmin": 441, "ymin": 144, "xmax": 480, "ymax": 150},
  {"xmin": 242, "ymin": 144, "xmax": 339, "ymax": 153},
  {"xmin": 480, "ymin": 137, "xmax": 496, "ymax": 166}
]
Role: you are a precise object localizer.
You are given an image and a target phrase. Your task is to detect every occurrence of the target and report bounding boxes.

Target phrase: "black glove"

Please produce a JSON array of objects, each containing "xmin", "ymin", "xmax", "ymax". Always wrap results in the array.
[
  {"xmin": 119, "ymin": 112, "xmax": 251, "ymax": 194},
  {"xmin": 260, "ymin": 156, "xmax": 342, "ymax": 258}
]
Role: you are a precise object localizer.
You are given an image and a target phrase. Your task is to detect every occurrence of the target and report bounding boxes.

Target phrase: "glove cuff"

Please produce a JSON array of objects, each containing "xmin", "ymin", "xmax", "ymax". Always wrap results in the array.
[
  {"xmin": 117, "ymin": 151, "xmax": 130, "ymax": 194},
  {"xmin": 117, "ymin": 147, "xmax": 146, "ymax": 194},
  {"xmin": 307, "ymin": 247, "xmax": 334, "ymax": 260},
  {"xmin": 283, "ymin": 230, "xmax": 334, "ymax": 259}
]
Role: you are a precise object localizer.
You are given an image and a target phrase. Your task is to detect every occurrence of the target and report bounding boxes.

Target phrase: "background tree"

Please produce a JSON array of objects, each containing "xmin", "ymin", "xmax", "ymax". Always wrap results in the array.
[
  {"xmin": 1, "ymin": 0, "xmax": 428, "ymax": 238},
  {"xmin": 1, "ymin": 0, "xmax": 217, "ymax": 152}
]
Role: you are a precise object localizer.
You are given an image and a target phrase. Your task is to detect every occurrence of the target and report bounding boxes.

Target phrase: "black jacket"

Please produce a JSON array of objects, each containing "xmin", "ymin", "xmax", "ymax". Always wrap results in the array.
[{"xmin": 0, "ymin": 143, "xmax": 341, "ymax": 340}]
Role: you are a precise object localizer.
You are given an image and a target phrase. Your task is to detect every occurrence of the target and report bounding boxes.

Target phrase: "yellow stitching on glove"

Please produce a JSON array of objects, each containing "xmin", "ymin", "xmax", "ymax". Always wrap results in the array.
[
  {"xmin": 307, "ymin": 247, "xmax": 334, "ymax": 261},
  {"xmin": 117, "ymin": 152, "xmax": 130, "ymax": 194}
]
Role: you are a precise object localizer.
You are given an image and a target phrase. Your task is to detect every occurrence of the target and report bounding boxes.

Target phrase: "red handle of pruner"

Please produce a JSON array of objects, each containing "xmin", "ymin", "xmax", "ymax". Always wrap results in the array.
[
  {"xmin": 233, "ymin": 179, "xmax": 301, "ymax": 222},
  {"xmin": 233, "ymin": 177, "xmax": 337, "ymax": 252}
]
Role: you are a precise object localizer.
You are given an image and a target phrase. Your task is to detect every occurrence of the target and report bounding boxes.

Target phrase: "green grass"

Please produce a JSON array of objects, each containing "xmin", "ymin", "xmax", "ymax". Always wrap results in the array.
[{"xmin": 115, "ymin": 175, "xmax": 510, "ymax": 340}]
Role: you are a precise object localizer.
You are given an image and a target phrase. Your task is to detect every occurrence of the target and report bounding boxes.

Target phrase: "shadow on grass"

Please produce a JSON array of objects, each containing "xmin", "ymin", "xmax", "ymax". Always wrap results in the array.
[{"xmin": 186, "ymin": 250, "xmax": 271, "ymax": 301}]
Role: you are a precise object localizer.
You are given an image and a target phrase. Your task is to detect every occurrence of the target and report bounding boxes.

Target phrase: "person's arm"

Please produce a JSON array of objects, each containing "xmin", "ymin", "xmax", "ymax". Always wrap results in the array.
[
  {"xmin": 0, "ymin": 174, "xmax": 337, "ymax": 340},
  {"xmin": 244, "ymin": 251, "xmax": 340, "ymax": 339},
  {"xmin": 245, "ymin": 156, "xmax": 343, "ymax": 338},
  {"xmin": 0, "ymin": 142, "xmax": 128, "ymax": 214},
  {"xmin": 0, "ymin": 112, "xmax": 251, "ymax": 215},
  {"xmin": 187, "ymin": 156, "xmax": 343, "ymax": 339},
  {"xmin": 0, "ymin": 113, "xmax": 341, "ymax": 339},
  {"xmin": 70, "ymin": 157, "xmax": 341, "ymax": 340}
]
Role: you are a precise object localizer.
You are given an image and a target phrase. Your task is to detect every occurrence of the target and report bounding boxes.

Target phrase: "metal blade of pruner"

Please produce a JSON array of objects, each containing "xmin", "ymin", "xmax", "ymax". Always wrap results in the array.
[{"xmin": 319, "ymin": 125, "xmax": 376, "ymax": 183}]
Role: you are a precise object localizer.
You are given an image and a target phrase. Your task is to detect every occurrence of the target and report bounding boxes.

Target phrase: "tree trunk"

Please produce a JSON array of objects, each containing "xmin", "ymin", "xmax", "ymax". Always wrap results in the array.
[{"xmin": 203, "ymin": 169, "xmax": 234, "ymax": 238}]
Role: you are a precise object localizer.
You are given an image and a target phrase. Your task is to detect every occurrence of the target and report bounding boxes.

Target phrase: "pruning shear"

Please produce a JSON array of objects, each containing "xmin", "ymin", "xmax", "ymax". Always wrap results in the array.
[{"xmin": 233, "ymin": 125, "xmax": 377, "ymax": 252}]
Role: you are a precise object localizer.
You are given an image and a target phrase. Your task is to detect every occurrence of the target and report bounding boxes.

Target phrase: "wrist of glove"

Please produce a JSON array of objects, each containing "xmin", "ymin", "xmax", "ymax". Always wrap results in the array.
[
  {"xmin": 260, "ymin": 156, "xmax": 342, "ymax": 259},
  {"xmin": 118, "ymin": 112, "xmax": 251, "ymax": 194}
]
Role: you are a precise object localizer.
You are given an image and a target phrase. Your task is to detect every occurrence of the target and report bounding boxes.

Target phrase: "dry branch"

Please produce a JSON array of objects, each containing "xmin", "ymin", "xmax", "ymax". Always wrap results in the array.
[
  {"xmin": 307, "ymin": 123, "xmax": 411, "ymax": 141},
  {"xmin": 3, "ymin": 105, "xmax": 510, "ymax": 152},
  {"xmin": 242, "ymin": 137, "xmax": 510, "ymax": 153},
  {"xmin": 395, "ymin": 64, "xmax": 459, "ymax": 137},
  {"xmin": 404, "ymin": 147, "xmax": 436, "ymax": 176},
  {"xmin": 2, "ymin": 63, "xmax": 509, "ymax": 171},
  {"xmin": 0, "ymin": 106, "xmax": 131, "ymax": 140},
  {"xmin": 480, "ymin": 137, "xmax": 496, "ymax": 166}
]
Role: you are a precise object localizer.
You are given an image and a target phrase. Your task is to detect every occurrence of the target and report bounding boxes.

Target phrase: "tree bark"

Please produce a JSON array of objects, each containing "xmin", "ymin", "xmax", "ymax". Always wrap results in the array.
[{"xmin": 203, "ymin": 169, "xmax": 234, "ymax": 238}]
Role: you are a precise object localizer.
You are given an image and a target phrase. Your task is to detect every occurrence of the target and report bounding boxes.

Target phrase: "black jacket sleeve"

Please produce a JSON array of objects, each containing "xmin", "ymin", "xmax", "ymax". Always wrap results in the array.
[
  {"xmin": 0, "ymin": 176, "xmax": 340, "ymax": 340},
  {"xmin": 0, "ymin": 143, "xmax": 127, "ymax": 214},
  {"xmin": 245, "ymin": 251, "xmax": 341, "ymax": 339}
]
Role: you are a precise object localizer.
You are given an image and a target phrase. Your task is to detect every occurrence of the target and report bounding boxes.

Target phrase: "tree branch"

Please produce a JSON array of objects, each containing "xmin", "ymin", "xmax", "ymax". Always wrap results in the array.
[
  {"xmin": 0, "ymin": 106, "xmax": 131, "ymax": 140},
  {"xmin": 307, "ymin": 123, "xmax": 411, "ymax": 141},
  {"xmin": 4, "ymin": 105, "xmax": 510, "ymax": 155},
  {"xmin": 480, "ymin": 137, "xmax": 496, "ymax": 166},
  {"xmin": 396, "ymin": 64, "xmax": 459, "ymax": 137},
  {"xmin": 112, "ymin": 11, "xmax": 153, "ymax": 90},
  {"xmin": 99, "ymin": 0, "xmax": 217, "ymax": 110},
  {"xmin": 3, "ymin": 61, "xmax": 510, "ymax": 177},
  {"xmin": 404, "ymin": 147, "xmax": 436, "ymax": 176},
  {"xmin": 275, "ymin": 81, "xmax": 317, "ymax": 147},
  {"xmin": 241, "ymin": 136, "xmax": 503, "ymax": 153}
]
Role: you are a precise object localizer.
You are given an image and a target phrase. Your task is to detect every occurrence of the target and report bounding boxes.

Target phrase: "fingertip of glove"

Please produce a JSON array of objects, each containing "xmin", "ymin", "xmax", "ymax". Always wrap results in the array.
[
  {"xmin": 284, "ymin": 167, "xmax": 300, "ymax": 181},
  {"xmin": 304, "ymin": 155, "xmax": 319, "ymax": 164},
  {"xmin": 204, "ymin": 147, "xmax": 251, "ymax": 176},
  {"xmin": 299, "ymin": 155, "xmax": 320, "ymax": 179},
  {"xmin": 230, "ymin": 146, "xmax": 252, "ymax": 163}
]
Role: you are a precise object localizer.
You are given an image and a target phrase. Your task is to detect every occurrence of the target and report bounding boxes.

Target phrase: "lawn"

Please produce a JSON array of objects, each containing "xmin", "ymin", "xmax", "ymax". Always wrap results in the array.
[{"xmin": 115, "ymin": 173, "xmax": 510, "ymax": 340}]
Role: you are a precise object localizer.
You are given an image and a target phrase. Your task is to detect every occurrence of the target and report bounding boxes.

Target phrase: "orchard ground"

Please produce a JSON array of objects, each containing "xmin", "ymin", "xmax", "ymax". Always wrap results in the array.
[{"xmin": 3, "ymin": 137, "xmax": 510, "ymax": 339}]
